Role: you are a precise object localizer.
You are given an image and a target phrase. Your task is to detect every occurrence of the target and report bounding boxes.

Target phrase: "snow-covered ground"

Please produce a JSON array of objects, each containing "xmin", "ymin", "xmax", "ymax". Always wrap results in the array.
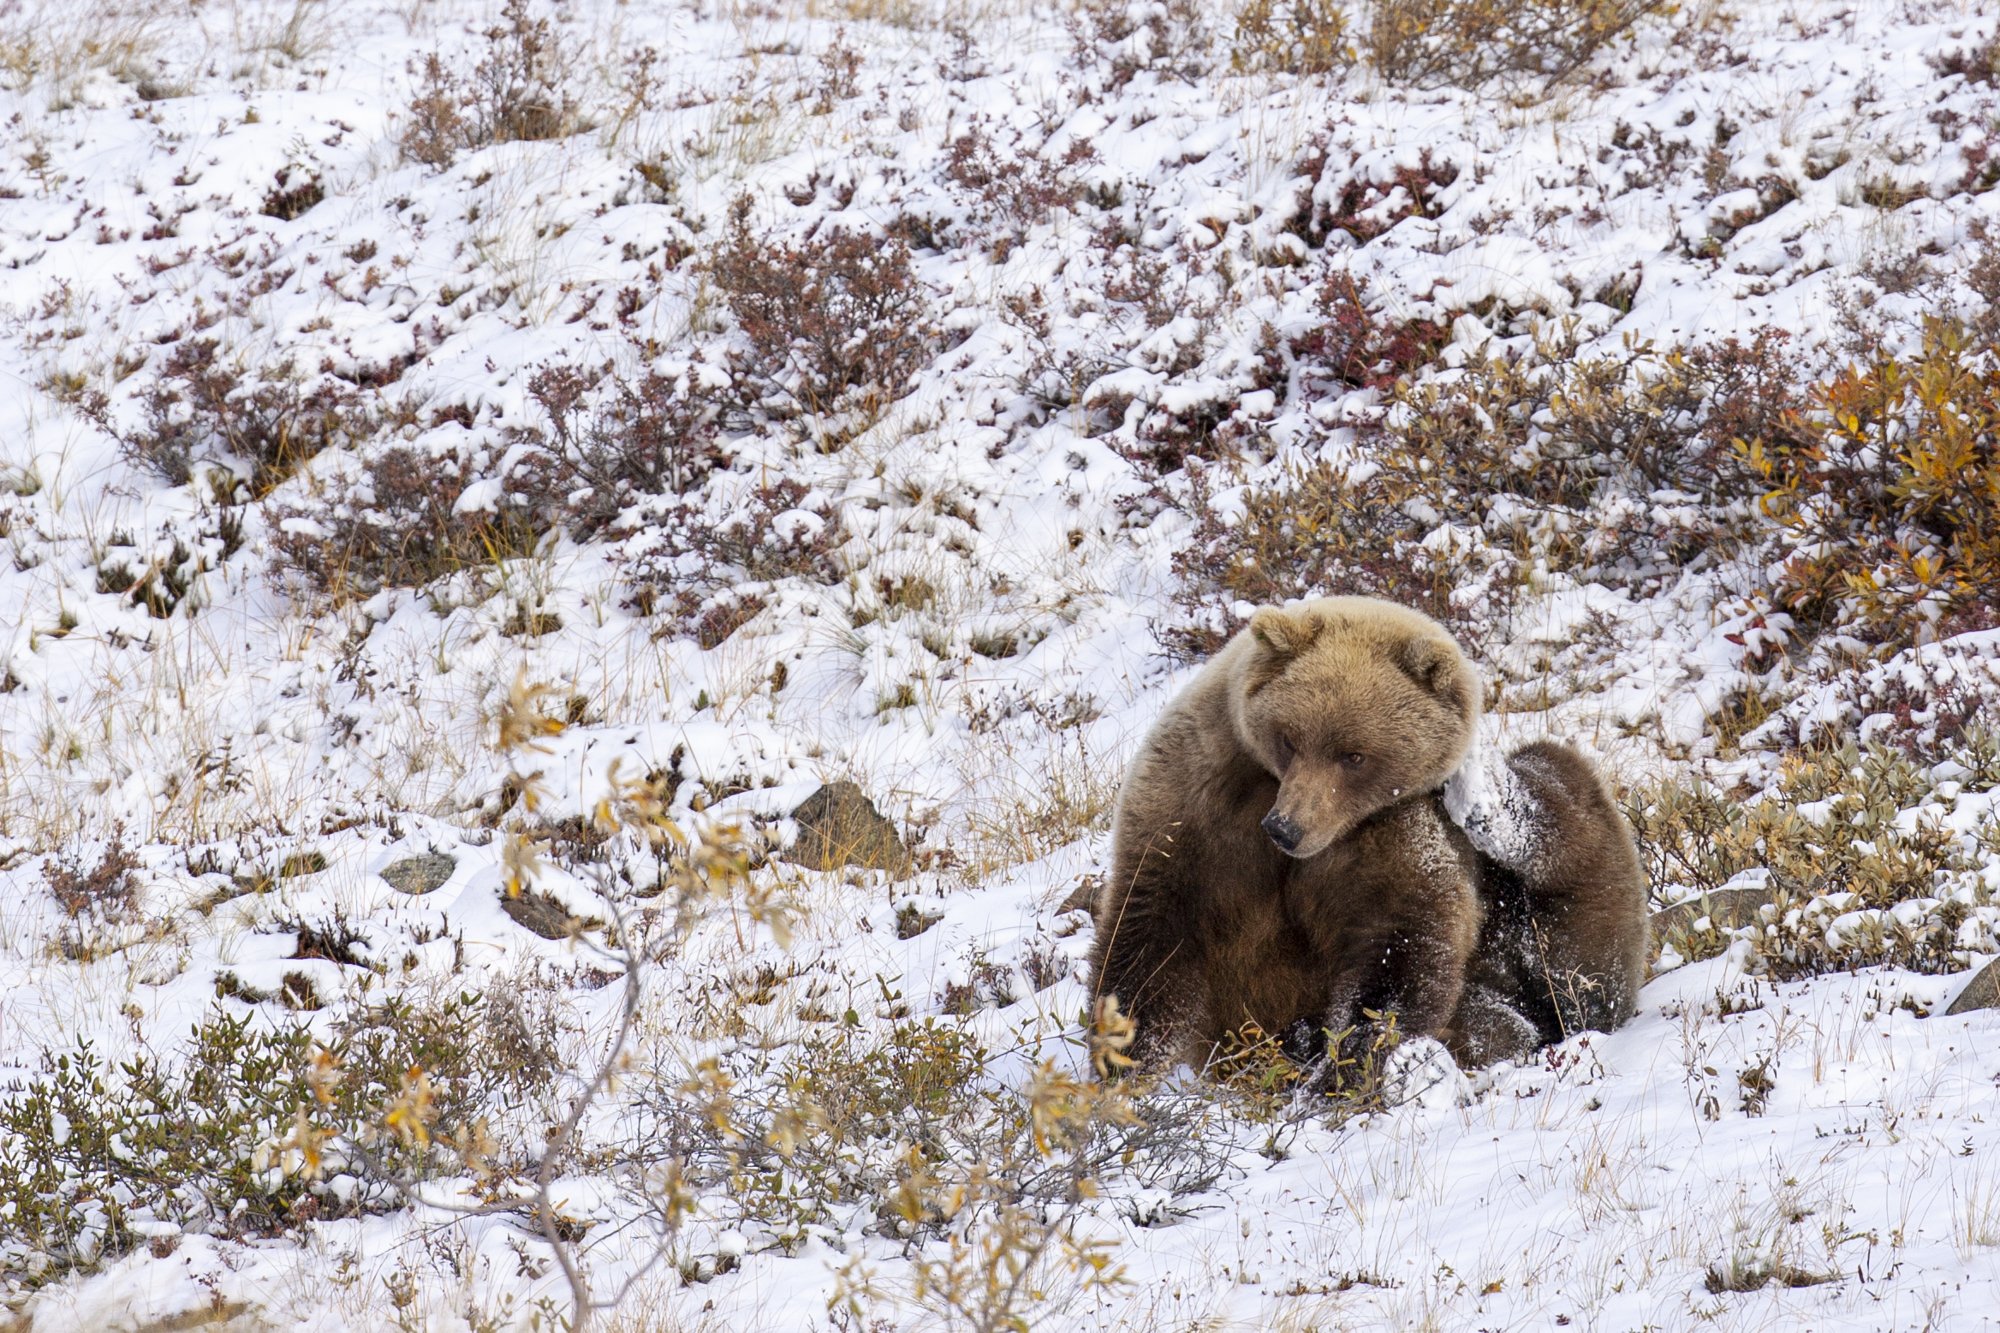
[{"xmin": 2, "ymin": 0, "xmax": 2000, "ymax": 1328}]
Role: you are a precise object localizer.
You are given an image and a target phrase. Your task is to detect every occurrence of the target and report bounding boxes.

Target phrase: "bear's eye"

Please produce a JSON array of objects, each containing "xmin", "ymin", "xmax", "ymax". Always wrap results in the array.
[
  {"xmin": 1274, "ymin": 734, "xmax": 1296, "ymax": 769},
  {"xmin": 1341, "ymin": 752, "xmax": 1367, "ymax": 768}
]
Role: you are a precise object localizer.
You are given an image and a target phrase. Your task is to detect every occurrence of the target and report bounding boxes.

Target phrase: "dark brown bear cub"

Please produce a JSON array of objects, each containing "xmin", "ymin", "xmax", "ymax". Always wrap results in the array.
[
  {"xmin": 1447, "ymin": 739, "xmax": 1651, "ymax": 1065},
  {"xmin": 1088, "ymin": 596, "xmax": 1648, "ymax": 1077}
]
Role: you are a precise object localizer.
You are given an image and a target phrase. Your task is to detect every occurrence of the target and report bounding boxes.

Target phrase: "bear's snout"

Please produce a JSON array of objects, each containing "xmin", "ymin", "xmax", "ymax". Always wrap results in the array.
[{"xmin": 1261, "ymin": 810, "xmax": 1302, "ymax": 853}]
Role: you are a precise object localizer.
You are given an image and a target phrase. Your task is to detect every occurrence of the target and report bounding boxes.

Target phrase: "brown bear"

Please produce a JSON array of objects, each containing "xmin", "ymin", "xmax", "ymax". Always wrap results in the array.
[
  {"xmin": 1446, "ymin": 737, "xmax": 1652, "ymax": 1066},
  {"xmin": 1087, "ymin": 595, "xmax": 1649, "ymax": 1079}
]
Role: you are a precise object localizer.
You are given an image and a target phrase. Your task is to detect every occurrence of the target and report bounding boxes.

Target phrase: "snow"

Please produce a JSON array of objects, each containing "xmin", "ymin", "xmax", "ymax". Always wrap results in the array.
[{"xmin": 1, "ymin": 0, "xmax": 1999, "ymax": 1328}]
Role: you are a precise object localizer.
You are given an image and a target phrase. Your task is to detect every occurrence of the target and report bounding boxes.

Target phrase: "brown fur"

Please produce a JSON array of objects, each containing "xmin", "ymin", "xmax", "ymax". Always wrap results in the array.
[
  {"xmin": 1089, "ymin": 595, "xmax": 1650, "ymax": 1076},
  {"xmin": 1448, "ymin": 742, "xmax": 1651, "ymax": 1066},
  {"xmin": 1089, "ymin": 597, "xmax": 1484, "ymax": 1070}
]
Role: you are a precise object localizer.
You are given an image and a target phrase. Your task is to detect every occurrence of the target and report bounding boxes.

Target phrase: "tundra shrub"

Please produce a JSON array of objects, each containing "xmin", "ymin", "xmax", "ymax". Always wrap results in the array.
[
  {"xmin": 1231, "ymin": 0, "xmax": 1351, "ymax": 75},
  {"xmin": 509, "ymin": 361, "xmax": 726, "ymax": 535},
  {"xmin": 1758, "ymin": 319, "xmax": 2000, "ymax": 644},
  {"xmin": 1070, "ymin": 0, "xmax": 1216, "ymax": 86},
  {"xmin": 1630, "ymin": 736, "xmax": 2000, "ymax": 980},
  {"xmin": 86, "ymin": 339, "xmax": 377, "ymax": 493},
  {"xmin": 0, "ymin": 1004, "xmax": 501, "ymax": 1289},
  {"xmin": 401, "ymin": 0, "xmax": 588, "ymax": 168},
  {"xmin": 638, "ymin": 1014, "xmax": 1236, "ymax": 1256},
  {"xmin": 268, "ymin": 444, "xmax": 546, "ymax": 599},
  {"xmin": 1373, "ymin": 331, "xmax": 1802, "ymax": 577},
  {"xmin": 1366, "ymin": 0, "xmax": 1674, "ymax": 88},
  {"xmin": 1291, "ymin": 273, "xmax": 1451, "ymax": 392},
  {"xmin": 1162, "ymin": 459, "xmax": 1478, "ymax": 661},
  {"xmin": 1164, "ymin": 328, "xmax": 1815, "ymax": 657},
  {"xmin": 624, "ymin": 478, "xmax": 848, "ymax": 647},
  {"xmin": 709, "ymin": 208, "xmax": 937, "ymax": 435}
]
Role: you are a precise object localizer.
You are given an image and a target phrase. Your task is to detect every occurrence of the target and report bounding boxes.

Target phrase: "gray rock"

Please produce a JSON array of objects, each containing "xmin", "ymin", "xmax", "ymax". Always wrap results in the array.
[
  {"xmin": 1057, "ymin": 876, "xmax": 1099, "ymax": 915},
  {"xmin": 501, "ymin": 887, "xmax": 600, "ymax": 940},
  {"xmin": 1650, "ymin": 885, "xmax": 1779, "ymax": 957},
  {"xmin": 782, "ymin": 781, "xmax": 910, "ymax": 873},
  {"xmin": 381, "ymin": 852, "xmax": 456, "ymax": 895},
  {"xmin": 1945, "ymin": 958, "xmax": 2000, "ymax": 1016}
]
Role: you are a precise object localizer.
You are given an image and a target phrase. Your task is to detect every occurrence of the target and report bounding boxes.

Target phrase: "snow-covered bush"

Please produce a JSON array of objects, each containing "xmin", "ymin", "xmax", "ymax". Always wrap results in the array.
[
  {"xmin": 1069, "ymin": 0, "xmax": 1217, "ymax": 87},
  {"xmin": 1160, "ymin": 457, "xmax": 1492, "ymax": 661},
  {"xmin": 1365, "ymin": 0, "xmax": 1674, "ymax": 88},
  {"xmin": 400, "ymin": 0, "xmax": 590, "ymax": 169},
  {"xmin": 267, "ymin": 442, "xmax": 549, "ymax": 600},
  {"xmin": 509, "ymin": 359, "xmax": 728, "ymax": 536},
  {"xmin": 1630, "ymin": 735, "xmax": 2000, "ymax": 981},
  {"xmin": 1379, "ymin": 332, "xmax": 1793, "ymax": 573},
  {"xmin": 83, "ymin": 338, "xmax": 379, "ymax": 493},
  {"xmin": 1162, "ymin": 328, "xmax": 1809, "ymax": 658},
  {"xmin": 623, "ymin": 477, "xmax": 849, "ymax": 647},
  {"xmin": 1762, "ymin": 319, "xmax": 2000, "ymax": 646},
  {"xmin": 708, "ymin": 208, "xmax": 939, "ymax": 437}
]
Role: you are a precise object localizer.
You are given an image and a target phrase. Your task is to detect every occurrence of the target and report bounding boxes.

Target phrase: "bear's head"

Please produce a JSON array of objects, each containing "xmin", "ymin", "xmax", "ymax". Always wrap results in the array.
[{"xmin": 1228, "ymin": 597, "xmax": 1480, "ymax": 860}]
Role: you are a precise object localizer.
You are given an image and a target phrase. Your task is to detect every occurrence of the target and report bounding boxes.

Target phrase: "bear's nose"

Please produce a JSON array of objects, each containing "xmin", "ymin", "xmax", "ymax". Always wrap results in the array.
[{"xmin": 1262, "ymin": 810, "xmax": 1302, "ymax": 853}]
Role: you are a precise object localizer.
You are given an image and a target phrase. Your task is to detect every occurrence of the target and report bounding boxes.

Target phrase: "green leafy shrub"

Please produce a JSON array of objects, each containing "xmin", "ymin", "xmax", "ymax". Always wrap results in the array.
[
  {"xmin": 636, "ymin": 1012, "xmax": 1237, "ymax": 1263},
  {"xmin": 0, "ymin": 1005, "xmax": 468, "ymax": 1288},
  {"xmin": 0, "ymin": 971, "xmax": 583, "ymax": 1291}
]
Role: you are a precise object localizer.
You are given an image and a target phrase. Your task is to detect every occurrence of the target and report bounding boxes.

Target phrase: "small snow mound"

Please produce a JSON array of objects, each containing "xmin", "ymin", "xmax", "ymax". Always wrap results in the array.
[
  {"xmin": 770, "ymin": 508, "xmax": 825, "ymax": 543},
  {"xmin": 451, "ymin": 478, "xmax": 504, "ymax": 514},
  {"xmin": 1380, "ymin": 1036, "xmax": 1469, "ymax": 1110}
]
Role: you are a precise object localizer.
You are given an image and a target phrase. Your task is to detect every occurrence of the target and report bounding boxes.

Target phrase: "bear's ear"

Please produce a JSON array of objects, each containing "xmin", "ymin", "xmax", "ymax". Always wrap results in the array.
[
  {"xmin": 1401, "ymin": 635, "xmax": 1475, "ymax": 711},
  {"xmin": 1249, "ymin": 606, "xmax": 1320, "ymax": 657}
]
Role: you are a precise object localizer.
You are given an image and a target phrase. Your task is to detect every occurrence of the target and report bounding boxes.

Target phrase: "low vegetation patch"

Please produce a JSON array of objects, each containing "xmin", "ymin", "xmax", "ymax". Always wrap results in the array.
[
  {"xmin": 1231, "ymin": 0, "xmax": 1351, "ymax": 75},
  {"xmin": 400, "ymin": 0, "xmax": 589, "ymax": 169},
  {"xmin": 1159, "ymin": 324, "xmax": 1833, "ymax": 659},
  {"xmin": 623, "ymin": 478, "xmax": 849, "ymax": 647},
  {"xmin": 84, "ymin": 339, "xmax": 378, "ymax": 494},
  {"xmin": 1160, "ymin": 456, "xmax": 1486, "ymax": 661},
  {"xmin": 508, "ymin": 361, "xmax": 727, "ymax": 536},
  {"xmin": 709, "ymin": 206, "xmax": 939, "ymax": 437},
  {"xmin": 0, "ymin": 1002, "xmax": 507, "ymax": 1290},
  {"xmin": 268, "ymin": 443, "xmax": 548, "ymax": 600},
  {"xmin": 1364, "ymin": 0, "xmax": 1675, "ymax": 88},
  {"xmin": 1759, "ymin": 319, "xmax": 2000, "ymax": 646},
  {"xmin": 1628, "ymin": 734, "xmax": 2000, "ymax": 980}
]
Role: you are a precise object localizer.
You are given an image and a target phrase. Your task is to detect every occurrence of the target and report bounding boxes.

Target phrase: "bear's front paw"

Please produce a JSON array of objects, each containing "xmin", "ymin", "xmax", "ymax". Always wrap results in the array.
[
  {"xmin": 1285, "ymin": 1012, "xmax": 1401, "ymax": 1106},
  {"xmin": 1445, "ymin": 748, "xmax": 1545, "ymax": 871},
  {"xmin": 1448, "ymin": 983, "xmax": 1542, "ymax": 1068},
  {"xmin": 1279, "ymin": 1017, "xmax": 1326, "ymax": 1066}
]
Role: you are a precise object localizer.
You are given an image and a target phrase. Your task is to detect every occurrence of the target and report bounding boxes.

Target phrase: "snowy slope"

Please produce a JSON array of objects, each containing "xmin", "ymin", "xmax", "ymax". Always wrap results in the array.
[{"xmin": 2, "ymin": 0, "xmax": 1999, "ymax": 1328}]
